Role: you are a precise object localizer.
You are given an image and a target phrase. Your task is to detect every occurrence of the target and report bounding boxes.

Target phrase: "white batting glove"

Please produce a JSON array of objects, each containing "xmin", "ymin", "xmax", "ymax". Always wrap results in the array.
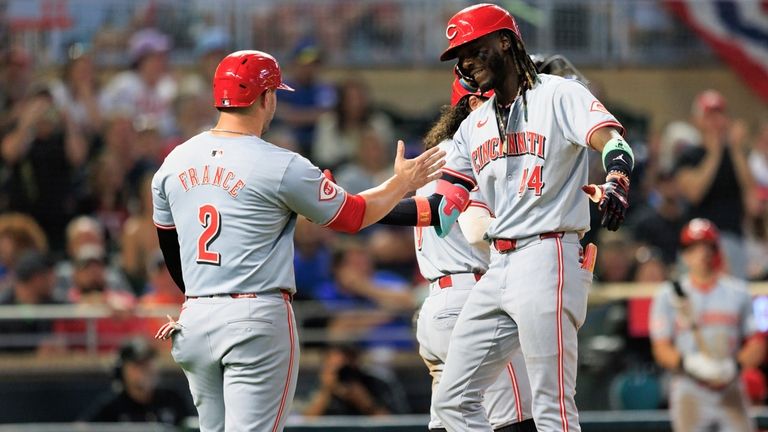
[
  {"xmin": 682, "ymin": 353, "xmax": 724, "ymax": 383},
  {"xmin": 710, "ymin": 358, "xmax": 738, "ymax": 387},
  {"xmin": 154, "ymin": 314, "xmax": 182, "ymax": 340}
]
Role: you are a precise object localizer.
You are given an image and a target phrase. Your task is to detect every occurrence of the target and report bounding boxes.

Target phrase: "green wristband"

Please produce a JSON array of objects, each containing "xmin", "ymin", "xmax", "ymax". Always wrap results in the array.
[{"xmin": 602, "ymin": 137, "xmax": 635, "ymax": 171}]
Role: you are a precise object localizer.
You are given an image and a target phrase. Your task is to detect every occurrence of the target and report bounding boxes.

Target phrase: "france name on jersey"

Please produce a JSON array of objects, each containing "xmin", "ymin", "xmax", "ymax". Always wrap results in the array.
[
  {"xmin": 444, "ymin": 74, "xmax": 624, "ymax": 239},
  {"xmin": 650, "ymin": 275, "xmax": 757, "ymax": 358},
  {"xmin": 151, "ymin": 132, "xmax": 347, "ymax": 296},
  {"xmin": 415, "ymin": 140, "xmax": 491, "ymax": 281}
]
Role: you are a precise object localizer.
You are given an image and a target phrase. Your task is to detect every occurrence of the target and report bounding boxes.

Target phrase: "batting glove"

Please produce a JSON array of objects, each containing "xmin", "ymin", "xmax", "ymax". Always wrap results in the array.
[
  {"xmin": 582, "ymin": 171, "xmax": 629, "ymax": 231},
  {"xmin": 682, "ymin": 352, "xmax": 723, "ymax": 383}
]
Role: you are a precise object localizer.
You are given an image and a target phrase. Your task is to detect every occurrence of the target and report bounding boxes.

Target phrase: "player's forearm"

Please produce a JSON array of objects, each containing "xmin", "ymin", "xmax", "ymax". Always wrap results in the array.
[
  {"xmin": 737, "ymin": 335, "xmax": 767, "ymax": 369},
  {"xmin": 358, "ymin": 175, "xmax": 411, "ymax": 229},
  {"xmin": 157, "ymin": 228, "xmax": 186, "ymax": 293},
  {"xmin": 652, "ymin": 339, "xmax": 682, "ymax": 371}
]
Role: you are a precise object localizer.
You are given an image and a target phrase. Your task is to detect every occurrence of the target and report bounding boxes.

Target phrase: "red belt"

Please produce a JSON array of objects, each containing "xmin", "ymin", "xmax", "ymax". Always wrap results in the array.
[
  {"xmin": 492, "ymin": 232, "xmax": 564, "ymax": 254},
  {"xmin": 187, "ymin": 289, "xmax": 293, "ymax": 302},
  {"xmin": 437, "ymin": 273, "xmax": 483, "ymax": 289}
]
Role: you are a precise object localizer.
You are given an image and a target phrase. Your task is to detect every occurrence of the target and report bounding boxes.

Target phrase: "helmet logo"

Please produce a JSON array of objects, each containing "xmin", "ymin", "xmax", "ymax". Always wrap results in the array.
[
  {"xmin": 222, "ymin": 99, "xmax": 230, "ymax": 107},
  {"xmin": 446, "ymin": 24, "xmax": 458, "ymax": 40}
]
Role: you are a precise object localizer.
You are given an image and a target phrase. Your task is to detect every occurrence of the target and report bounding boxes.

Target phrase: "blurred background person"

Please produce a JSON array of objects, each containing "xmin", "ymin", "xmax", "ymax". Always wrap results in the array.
[
  {"xmin": 0, "ymin": 86, "xmax": 89, "ymax": 252},
  {"xmin": 55, "ymin": 216, "xmax": 130, "ymax": 298},
  {"xmin": 0, "ymin": 251, "xmax": 61, "ymax": 353},
  {"xmin": 0, "ymin": 213, "xmax": 48, "ymax": 293},
  {"xmin": 99, "ymin": 28, "xmax": 177, "ymax": 138},
  {"xmin": 121, "ymin": 174, "xmax": 160, "ymax": 293},
  {"xmin": 48, "ymin": 45, "xmax": 103, "ymax": 137},
  {"xmin": 311, "ymin": 77, "xmax": 394, "ymax": 169},
  {"xmin": 0, "ymin": 46, "xmax": 33, "ymax": 132},
  {"xmin": 334, "ymin": 125, "xmax": 394, "ymax": 195},
  {"xmin": 631, "ymin": 171, "xmax": 687, "ymax": 266},
  {"xmin": 81, "ymin": 337, "xmax": 189, "ymax": 425},
  {"xmin": 303, "ymin": 343, "xmax": 409, "ymax": 416},
  {"xmin": 276, "ymin": 39, "xmax": 337, "ymax": 156},
  {"xmin": 674, "ymin": 90, "xmax": 756, "ymax": 278}
]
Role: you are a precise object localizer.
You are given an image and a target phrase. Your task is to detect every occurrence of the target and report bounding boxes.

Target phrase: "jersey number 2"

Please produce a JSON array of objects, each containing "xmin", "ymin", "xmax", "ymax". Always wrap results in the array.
[
  {"xmin": 197, "ymin": 204, "xmax": 222, "ymax": 265},
  {"xmin": 518, "ymin": 165, "xmax": 544, "ymax": 197}
]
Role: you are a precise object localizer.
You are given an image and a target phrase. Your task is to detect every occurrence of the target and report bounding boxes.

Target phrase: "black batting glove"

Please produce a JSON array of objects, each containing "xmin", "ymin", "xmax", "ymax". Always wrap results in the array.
[{"xmin": 582, "ymin": 171, "xmax": 630, "ymax": 231}]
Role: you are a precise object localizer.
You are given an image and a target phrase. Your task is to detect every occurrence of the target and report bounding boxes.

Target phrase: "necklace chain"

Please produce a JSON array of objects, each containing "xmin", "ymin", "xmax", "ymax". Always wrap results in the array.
[{"xmin": 209, "ymin": 128, "xmax": 256, "ymax": 137}]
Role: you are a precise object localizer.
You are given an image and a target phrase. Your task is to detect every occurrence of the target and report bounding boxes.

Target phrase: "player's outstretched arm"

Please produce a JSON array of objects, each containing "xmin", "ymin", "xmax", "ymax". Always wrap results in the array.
[
  {"xmin": 356, "ymin": 141, "xmax": 445, "ymax": 229},
  {"xmin": 582, "ymin": 127, "xmax": 633, "ymax": 231}
]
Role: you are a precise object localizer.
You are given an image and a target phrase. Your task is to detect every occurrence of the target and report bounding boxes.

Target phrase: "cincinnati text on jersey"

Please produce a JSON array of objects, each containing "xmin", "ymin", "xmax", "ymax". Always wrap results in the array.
[
  {"xmin": 471, "ymin": 131, "xmax": 546, "ymax": 174},
  {"xmin": 177, "ymin": 165, "xmax": 246, "ymax": 198}
]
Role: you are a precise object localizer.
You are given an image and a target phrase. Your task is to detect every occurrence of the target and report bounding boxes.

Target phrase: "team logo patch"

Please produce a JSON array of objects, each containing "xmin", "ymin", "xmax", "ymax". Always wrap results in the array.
[
  {"xmin": 319, "ymin": 177, "xmax": 338, "ymax": 201},
  {"xmin": 590, "ymin": 100, "xmax": 610, "ymax": 114},
  {"xmin": 446, "ymin": 24, "xmax": 458, "ymax": 40}
]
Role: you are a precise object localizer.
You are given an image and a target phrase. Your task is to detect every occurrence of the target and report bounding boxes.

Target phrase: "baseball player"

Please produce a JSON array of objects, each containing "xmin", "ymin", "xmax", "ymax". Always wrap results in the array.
[
  {"xmin": 373, "ymin": 4, "xmax": 634, "ymax": 431},
  {"xmin": 413, "ymin": 74, "xmax": 535, "ymax": 432},
  {"xmin": 650, "ymin": 218, "xmax": 766, "ymax": 432},
  {"xmin": 150, "ymin": 50, "xmax": 445, "ymax": 432}
]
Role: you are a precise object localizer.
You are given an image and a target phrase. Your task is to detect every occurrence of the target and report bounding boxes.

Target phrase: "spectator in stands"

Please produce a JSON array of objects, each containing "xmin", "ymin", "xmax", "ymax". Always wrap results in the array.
[
  {"xmin": 303, "ymin": 343, "xmax": 409, "ymax": 416},
  {"xmin": 596, "ymin": 231, "xmax": 635, "ymax": 283},
  {"xmin": 99, "ymin": 28, "xmax": 177, "ymax": 137},
  {"xmin": 312, "ymin": 77, "xmax": 394, "ymax": 169},
  {"xmin": 49, "ymin": 45, "xmax": 102, "ymax": 136},
  {"xmin": 293, "ymin": 216, "xmax": 335, "ymax": 301},
  {"xmin": 140, "ymin": 251, "xmax": 185, "ymax": 306},
  {"xmin": 276, "ymin": 39, "xmax": 337, "ymax": 155},
  {"xmin": 55, "ymin": 216, "xmax": 130, "ymax": 298},
  {"xmin": 746, "ymin": 122, "xmax": 768, "ymax": 280},
  {"xmin": 0, "ymin": 213, "xmax": 48, "ymax": 293},
  {"xmin": 631, "ymin": 171, "xmax": 686, "ymax": 265},
  {"xmin": 82, "ymin": 337, "xmax": 189, "ymax": 425},
  {"xmin": 0, "ymin": 251, "xmax": 60, "ymax": 353},
  {"xmin": 632, "ymin": 246, "xmax": 668, "ymax": 283},
  {"xmin": 335, "ymin": 125, "xmax": 393, "ymax": 194},
  {"xmin": 0, "ymin": 86, "xmax": 89, "ymax": 252},
  {"xmin": 317, "ymin": 243, "xmax": 415, "ymax": 347},
  {"xmin": 674, "ymin": 90, "xmax": 756, "ymax": 278},
  {"xmin": 122, "ymin": 174, "xmax": 160, "ymax": 292},
  {"xmin": 0, "ymin": 46, "xmax": 33, "ymax": 132}
]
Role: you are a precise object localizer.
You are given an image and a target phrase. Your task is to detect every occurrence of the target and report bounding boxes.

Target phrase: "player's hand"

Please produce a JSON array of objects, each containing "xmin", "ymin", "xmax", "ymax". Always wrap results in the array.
[
  {"xmin": 155, "ymin": 314, "xmax": 182, "ymax": 340},
  {"xmin": 393, "ymin": 140, "xmax": 445, "ymax": 191},
  {"xmin": 581, "ymin": 172, "xmax": 629, "ymax": 231}
]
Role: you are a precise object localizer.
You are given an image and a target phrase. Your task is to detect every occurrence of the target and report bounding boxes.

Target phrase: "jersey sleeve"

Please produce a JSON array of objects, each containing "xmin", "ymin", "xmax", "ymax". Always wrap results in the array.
[
  {"xmin": 468, "ymin": 188, "xmax": 492, "ymax": 216},
  {"xmin": 151, "ymin": 168, "xmax": 175, "ymax": 230},
  {"xmin": 649, "ymin": 284, "xmax": 675, "ymax": 342},
  {"xmin": 553, "ymin": 79, "xmax": 625, "ymax": 148},
  {"xmin": 738, "ymin": 286, "xmax": 758, "ymax": 339},
  {"xmin": 278, "ymin": 155, "xmax": 348, "ymax": 225},
  {"xmin": 444, "ymin": 126, "xmax": 477, "ymax": 189}
]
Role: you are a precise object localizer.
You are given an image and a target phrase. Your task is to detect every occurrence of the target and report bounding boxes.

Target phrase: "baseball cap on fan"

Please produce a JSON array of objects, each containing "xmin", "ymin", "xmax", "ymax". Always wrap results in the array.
[
  {"xmin": 128, "ymin": 28, "xmax": 171, "ymax": 66},
  {"xmin": 693, "ymin": 89, "xmax": 726, "ymax": 116}
]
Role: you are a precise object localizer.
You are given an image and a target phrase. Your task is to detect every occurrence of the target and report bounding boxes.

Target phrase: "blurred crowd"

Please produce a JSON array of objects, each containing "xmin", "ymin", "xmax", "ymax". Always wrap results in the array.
[{"xmin": 0, "ymin": 6, "xmax": 768, "ymax": 423}]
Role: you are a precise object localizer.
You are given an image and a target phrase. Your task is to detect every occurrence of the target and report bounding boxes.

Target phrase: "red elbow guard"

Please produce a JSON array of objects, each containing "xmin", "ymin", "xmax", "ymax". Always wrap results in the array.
[
  {"xmin": 436, "ymin": 179, "xmax": 470, "ymax": 213},
  {"xmin": 325, "ymin": 193, "xmax": 366, "ymax": 234}
]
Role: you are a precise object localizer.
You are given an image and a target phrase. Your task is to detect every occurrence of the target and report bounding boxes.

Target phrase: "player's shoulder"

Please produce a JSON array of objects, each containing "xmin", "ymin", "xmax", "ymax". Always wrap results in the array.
[
  {"xmin": 537, "ymin": 73, "xmax": 589, "ymax": 96},
  {"xmin": 718, "ymin": 275, "xmax": 750, "ymax": 295}
]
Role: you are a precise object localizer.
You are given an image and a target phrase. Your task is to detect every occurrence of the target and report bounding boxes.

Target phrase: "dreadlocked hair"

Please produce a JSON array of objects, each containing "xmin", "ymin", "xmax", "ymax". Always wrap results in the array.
[
  {"xmin": 503, "ymin": 30, "xmax": 539, "ymax": 121},
  {"xmin": 423, "ymin": 97, "xmax": 473, "ymax": 150}
]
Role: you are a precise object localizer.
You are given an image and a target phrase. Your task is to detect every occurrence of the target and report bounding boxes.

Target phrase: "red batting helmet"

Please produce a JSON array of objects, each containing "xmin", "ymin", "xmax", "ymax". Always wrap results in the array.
[
  {"xmin": 441, "ymin": 3, "xmax": 521, "ymax": 61},
  {"xmin": 680, "ymin": 218, "xmax": 723, "ymax": 269},
  {"xmin": 212, "ymin": 50, "xmax": 294, "ymax": 108},
  {"xmin": 451, "ymin": 76, "xmax": 494, "ymax": 106}
]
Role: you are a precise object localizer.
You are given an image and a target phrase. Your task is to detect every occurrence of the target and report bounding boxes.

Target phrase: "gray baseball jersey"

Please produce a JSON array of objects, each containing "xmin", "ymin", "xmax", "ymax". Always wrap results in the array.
[
  {"xmin": 415, "ymin": 141, "xmax": 491, "ymax": 281},
  {"xmin": 152, "ymin": 132, "xmax": 348, "ymax": 296},
  {"xmin": 650, "ymin": 275, "xmax": 757, "ymax": 432},
  {"xmin": 153, "ymin": 131, "xmax": 350, "ymax": 432},
  {"xmin": 650, "ymin": 275, "xmax": 757, "ymax": 357},
  {"xmin": 444, "ymin": 74, "xmax": 622, "ymax": 239},
  {"xmin": 434, "ymin": 75, "xmax": 620, "ymax": 432}
]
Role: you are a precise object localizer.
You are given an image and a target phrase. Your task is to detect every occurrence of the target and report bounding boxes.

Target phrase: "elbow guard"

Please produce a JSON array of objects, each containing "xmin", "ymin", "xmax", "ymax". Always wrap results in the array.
[
  {"xmin": 325, "ymin": 193, "xmax": 366, "ymax": 234},
  {"xmin": 434, "ymin": 179, "xmax": 470, "ymax": 238}
]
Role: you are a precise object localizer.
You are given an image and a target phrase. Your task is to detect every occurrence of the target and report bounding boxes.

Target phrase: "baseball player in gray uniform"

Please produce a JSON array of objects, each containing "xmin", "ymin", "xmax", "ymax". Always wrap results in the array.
[
  {"xmin": 650, "ymin": 218, "xmax": 766, "ymax": 432},
  {"xmin": 419, "ymin": 4, "xmax": 631, "ymax": 431},
  {"xmin": 151, "ymin": 50, "xmax": 445, "ymax": 432},
  {"xmin": 414, "ymin": 75, "xmax": 535, "ymax": 432}
]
